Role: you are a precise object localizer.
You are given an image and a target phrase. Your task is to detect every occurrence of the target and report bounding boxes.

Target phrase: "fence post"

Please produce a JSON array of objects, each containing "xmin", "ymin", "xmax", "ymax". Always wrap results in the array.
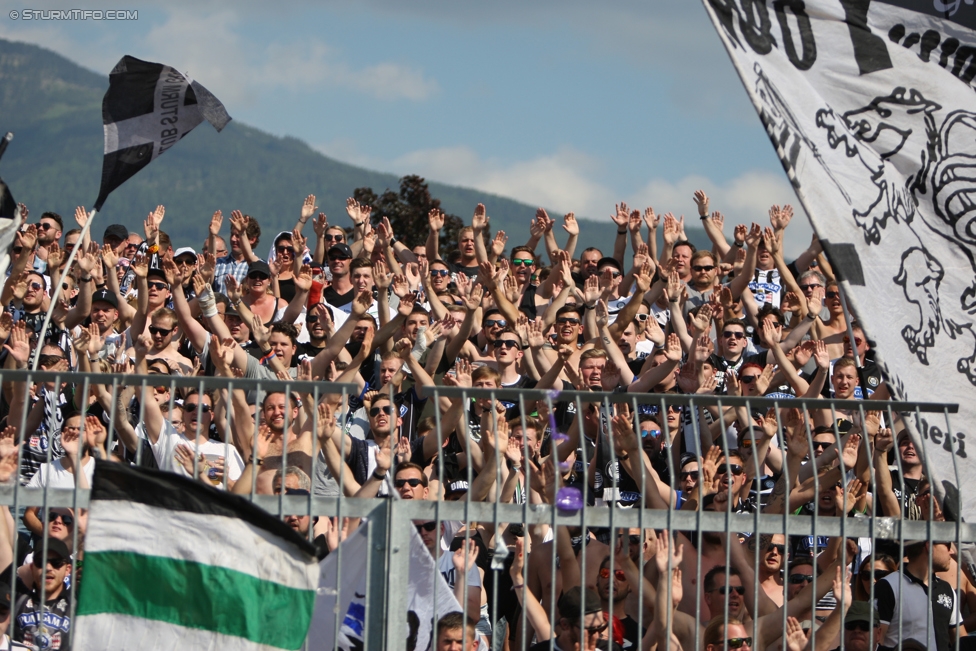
[
  {"xmin": 384, "ymin": 499, "xmax": 412, "ymax": 651},
  {"xmin": 364, "ymin": 499, "xmax": 391, "ymax": 651}
]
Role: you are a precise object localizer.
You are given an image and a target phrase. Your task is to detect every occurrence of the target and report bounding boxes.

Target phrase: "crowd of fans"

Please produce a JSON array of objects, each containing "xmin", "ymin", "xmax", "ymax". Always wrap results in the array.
[{"xmin": 0, "ymin": 192, "xmax": 962, "ymax": 651}]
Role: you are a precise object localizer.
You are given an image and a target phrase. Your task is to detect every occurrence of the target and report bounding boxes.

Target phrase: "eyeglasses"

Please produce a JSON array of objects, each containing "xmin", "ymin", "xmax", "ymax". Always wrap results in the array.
[
  {"xmin": 843, "ymin": 336, "xmax": 864, "ymax": 346},
  {"xmin": 484, "ymin": 319, "xmax": 507, "ymax": 328},
  {"xmin": 27, "ymin": 281, "xmax": 43, "ymax": 292},
  {"xmin": 430, "ymin": 269, "xmax": 450, "ymax": 278},
  {"xmin": 844, "ymin": 622, "xmax": 873, "ymax": 632},
  {"xmin": 369, "ymin": 405, "xmax": 394, "ymax": 417},
  {"xmin": 512, "ymin": 258, "xmax": 534, "ymax": 267},
  {"xmin": 184, "ymin": 403, "xmax": 212, "ymax": 413},
  {"xmin": 247, "ymin": 272, "xmax": 269, "ymax": 281},
  {"xmin": 149, "ymin": 326, "xmax": 174, "ymax": 337},
  {"xmin": 492, "ymin": 340, "xmax": 520, "ymax": 350},
  {"xmin": 45, "ymin": 557, "xmax": 69, "ymax": 570},
  {"xmin": 599, "ymin": 567, "xmax": 626, "ymax": 581},
  {"xmin": 680, "ymin": 470, "xmax": 699, "ymax": 481},
  {"xmin": 798, "ymin": 283, "xmax": 822, "ymax": 291},
  {"xmin": 717, "ymin": 463, "xmax": 743, "ymax": 476},
  {"xmin": 710, "ymin": 585, "xmax": 746, "ymax": 595},
  {"xmin": 557, "ymin": 317, "xmax": 581, "ymax": 325},
  {"xmin": 723, "ymin": 331, "xmax": 746, "ymax": 339},
  {"xmin": 276, "ymin": 246, "xmax": 295, "ymax": 255},
  {"xmin": 395, "ymin": 478, "xmax": 424, "ymax": 488},
  {"xmin": 415, "ymin": 521, "xmax": 437, "ymax": 532},
  {"xmin": 825, "ymin": 290, "xmax": 840, "ymax": 299},
  {"xmin": 147, "ymin": 281, "xmax": 169, "ymax": 291},
  {"xmin": 692, "ymin": 265, "xmax": 716, "ymax": 272},
  {"xmin": 323, "ymin": 233, "xmax": 344, "ymax": 242},
  {"xmin": 726, "ymin": 637, "xmax": 752, "ymax": 649},
  {"xmin": 739, "ymin": 375, "xmax": 759, "ymax": 384},
  {"xmin": 765, "ymin": 544, "xmax": 786, "ymax": 556}
]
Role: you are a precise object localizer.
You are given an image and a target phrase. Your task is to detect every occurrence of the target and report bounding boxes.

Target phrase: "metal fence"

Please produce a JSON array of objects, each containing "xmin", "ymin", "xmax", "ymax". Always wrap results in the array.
[{"xmin": 0, "ymin": 369, "xmax": 966, "ymax": 651}]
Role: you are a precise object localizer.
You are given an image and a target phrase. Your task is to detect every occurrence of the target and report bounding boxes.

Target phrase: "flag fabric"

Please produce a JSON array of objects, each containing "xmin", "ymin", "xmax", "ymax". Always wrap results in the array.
[
  {"xmin": 74, "ymin": 460, "xmax": 319, "ymax": 651},
  {"xmin": 700, "ymin": 1, "xmax": 975, "ymax": 518},
  {"xmin": 0, "ymin": 178, "xmax": 21, "ymax": 280},
  {"xmin": 94, "ymin": 55, "xmax": 231, "ymax": 210},
  {"xmin": 311, "ymin": 521, "xmax": 463, "ymax": 651}
]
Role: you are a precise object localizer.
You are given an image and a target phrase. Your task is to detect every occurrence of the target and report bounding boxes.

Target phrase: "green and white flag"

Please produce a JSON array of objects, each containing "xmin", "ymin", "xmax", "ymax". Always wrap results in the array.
[{"xmin": 74, "ymin": 460, "xmax": 319, "ymax": 650}]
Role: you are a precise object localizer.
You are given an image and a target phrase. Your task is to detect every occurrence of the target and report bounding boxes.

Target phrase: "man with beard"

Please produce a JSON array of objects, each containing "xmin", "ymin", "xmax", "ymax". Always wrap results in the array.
[
  {"xmin": 33, "ymin": 212, "xmax": 63, "ymax": 272},
  {"xmin": 88, "ymin": 288, "xmax": 123, "ymax": 360},
  {"xmin": 755, "ymin": 534, "xmax": 787, "ymax": 607},
  {"xmin": 14, "ymin": 538, "xmax": 73, "ymax": 650},
  {"xmin": 876, "ymin": 540, "xmax": 962, "ymax": 650},
  {"xmin": 322, "ymin": 392, "xmax": 398, "ymax": 492},
  {"xmin": 297, "ymin": 303, "xmax": 335, "ymax": 362},
  {"xmin": 235, "ymin": 391, "xmax": 314, "ymax": 495}
]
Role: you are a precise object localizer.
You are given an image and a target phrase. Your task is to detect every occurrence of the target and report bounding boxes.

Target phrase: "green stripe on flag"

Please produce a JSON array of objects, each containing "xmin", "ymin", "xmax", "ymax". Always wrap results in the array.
[{"xmin": 77, "ymin": 551, "xmax": 314, "ymax": 649}]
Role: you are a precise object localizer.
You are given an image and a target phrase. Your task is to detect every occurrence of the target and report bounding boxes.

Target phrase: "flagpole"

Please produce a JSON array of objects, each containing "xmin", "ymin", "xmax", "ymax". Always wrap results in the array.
[
  {"xmin": 0, "ymin": 132, "xmax": 12, "ymax": 163},
  {"xmin": 31, "ymin": 207, "xmax": 97, "ymax": 370},
  {"xmin": 837, "ymin": 284, "xmax": 862, "ymax": 368}
]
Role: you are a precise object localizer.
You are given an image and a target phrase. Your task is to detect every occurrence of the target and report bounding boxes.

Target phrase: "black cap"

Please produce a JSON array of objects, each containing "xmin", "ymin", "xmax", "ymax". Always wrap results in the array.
[
  {"xmin": 328, "ymin": 243, "xmax": 353, "ymax": 260},
  {"xmin": 557, "ymin": 586, "xmax": 603, "ymax": 620},
  {"xmin": 844, "ymin": 600, "xmax": 880, "ymax": 625},
  {"xmin": 446, "ymin": 480, "xmax": 469, "ymax": 495},
  {"xmin": 247, "ymin": 260, "xmax": 271, "ymax": 277},
  {"xmin": 91, "ymin": 288, "xmax": 118, "ymax": 310},
  {"xmin": 103, "ymin": 224, "xmax": 128, "ymax": 243},
  {"xmin": 40, "ymin": 538, "xmax": 71, "ymax": 562},
  {"xmin": 597, "ymin": 256, "xmax": 622, "ymax": 272}
]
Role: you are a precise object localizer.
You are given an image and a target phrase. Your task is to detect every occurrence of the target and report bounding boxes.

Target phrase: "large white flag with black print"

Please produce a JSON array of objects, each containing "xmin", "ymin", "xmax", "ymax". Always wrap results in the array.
[{"xmin": 701, "ymin": 0, "xmax": 976, "ymax": 519}]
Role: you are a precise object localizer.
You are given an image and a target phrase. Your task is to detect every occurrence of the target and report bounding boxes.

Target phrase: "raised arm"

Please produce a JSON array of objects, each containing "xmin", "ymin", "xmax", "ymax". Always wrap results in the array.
[{"xmin": 425, "ymin": 208, "xmax": 445, "ymax": 262}]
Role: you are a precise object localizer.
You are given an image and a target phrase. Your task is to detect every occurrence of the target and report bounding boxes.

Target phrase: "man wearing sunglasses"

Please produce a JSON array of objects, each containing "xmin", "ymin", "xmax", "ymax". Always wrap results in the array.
[
  {"xmin": 528, "ymin": 586, "xmax": 606, "ymax": 651},
  {"xmin": 33, "ymin": 211, "xmax": 63, "ymax": 272},
  {"xmin": 595, "ymin": 554, "xmax": 641, "ymax": 649},
  {"xmin": 15, "ymin": 537, "xmax": 73, "ymax": 650},
  {"xmin": 708, "ymin": 319, "xmax": 756, "ymax": 393},
  {"xmin": 323, "ymin": 243, "xmax": 356, "ymax": 312},
  {"xmin": 686, "ymin": 250, "xmax": 720, "ymax": 310}
]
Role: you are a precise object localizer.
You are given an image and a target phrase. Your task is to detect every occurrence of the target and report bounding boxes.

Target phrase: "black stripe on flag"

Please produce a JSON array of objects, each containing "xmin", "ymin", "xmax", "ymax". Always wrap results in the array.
[
  {"xmin": 95, "ymin": 143, "xmax": 154, "ymax": 211},
  {"xmin": 101, "ymin": 56, "xmax": 165, "ymax": 125},
  {"xmin": 90, "ymin": 459, "xmax": 316, "ymax": 557},
  {"xmin": 0, "ymin": 178, "xmax": 16, "ymax": 220}
]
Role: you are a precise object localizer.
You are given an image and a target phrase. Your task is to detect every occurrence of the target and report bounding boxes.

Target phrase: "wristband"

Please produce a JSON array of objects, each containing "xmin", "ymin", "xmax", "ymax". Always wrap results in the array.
[
  {"xmin": 147, "ymin": 244, "xmax": 159, "ymax": 254},
  {"xmin": 197, "ymin": 283, "xmax": 218, "ymax": 318},
  {"xmin": 584, "ymin": 303, "xmax": 597, "ymax": 310},
  {"xmin": 411, "ymin": 328, "xmax": 428, "ymax": 360},
  {"xmin": 734, "ymin": 241, "xmax": 744, "ymax": 248},
  {"xmin": 699, "ymin": 215, "xmax": 708, "ymax": 220},
  {"xmin": 80, "ymin": 276, "xmax": 93, "ymax": 283},
  {"xmin": 617, "ymin": 229, "xmax": 627, "ymax": 235},
  {"xmin": 372, "ymin": 468, "xmax": 387, "ymax": 481},
  {"xmin": 511, "ymin": 584, "xmax": 525, "ymax": 591},
  {"xmin": 249, "ymin": 456, "xmax": 263, "ymax": 466},
  {"xmin": 259, "ymin": 350, "xmax": 276, "ymax": 366},
  {"xmin": 389, "ymin": 236, "xmax": 398, "ymax": 246},
  {"xmin": 805, "ymin": 313, "xmax": 817, "ymax": 321}
]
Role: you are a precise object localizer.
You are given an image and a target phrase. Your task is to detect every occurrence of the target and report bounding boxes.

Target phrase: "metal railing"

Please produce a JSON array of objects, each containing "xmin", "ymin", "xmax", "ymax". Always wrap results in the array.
[{"xmin": 0, "ymin": 369, "xmax": 965, "ymax": 650}]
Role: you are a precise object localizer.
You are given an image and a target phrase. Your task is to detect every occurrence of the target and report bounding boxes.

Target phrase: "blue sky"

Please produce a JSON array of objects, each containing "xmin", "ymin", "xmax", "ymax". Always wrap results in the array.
[{"xmin": 0, "ymin": 0, "xmax": 813, "ymax": 254}]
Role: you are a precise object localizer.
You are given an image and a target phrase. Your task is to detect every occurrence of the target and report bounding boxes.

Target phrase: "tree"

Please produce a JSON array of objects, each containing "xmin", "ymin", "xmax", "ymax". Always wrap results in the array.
[{"xmin": 354, "ymin": 175, "xmax": 484, "ymax": 256}]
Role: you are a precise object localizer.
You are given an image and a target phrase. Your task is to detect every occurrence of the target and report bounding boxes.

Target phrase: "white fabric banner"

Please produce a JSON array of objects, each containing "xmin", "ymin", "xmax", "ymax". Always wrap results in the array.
[
  {"xmin": 700, "ymin": 0, "xmax": 975, "ymax": 516},
  {"xmin": 310, "ymin": 522, "xmax": 464, "ymax": 651}
]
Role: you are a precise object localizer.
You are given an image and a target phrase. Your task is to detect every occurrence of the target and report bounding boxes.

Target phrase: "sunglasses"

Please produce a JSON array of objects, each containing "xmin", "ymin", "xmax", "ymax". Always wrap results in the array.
[
  {"xmin": 369, "ymin": 405, "xmax": 394, "ymax": 417},
  {"xmin": 692, "ymin": 265, "xmax": 716, "ymax": 272},
  {"xmin": 51, "ymin": 512, "xmax": 74, "ymax": 527},
  {"xmin": 512, "ymin": 258, "xmax": 534, "ymax": 267},
  {"xmin": 153, "ymin": 386, "xmax": 170, "ymax": 394},
  {"xmin": 557, "ymin": 317, "xmax": 581, "ymax": 325},
  {"xmin": 323, "ymin": 234, "xmax": 345, "ymax": 242},
  {"xmin": 844, "ymin": 622, "xmax": 873, "ymax": 632},
  {"xmin": 247, "ymin": 273, "xmax": 269, "ymax": 281},
  {"xmin": 184, "ymin": 403, "xmax": 212, "ymax": 413},
  {"xmin": 739, "ymin": 375, "xmax": 759, "ymax": 384},
  {"xmin": 765, "ymin": 544, "xmax": 786, "ymax": 556},
  {"xmin": 717, "ymin": 463, "xmax": 743, "ymax": 476},
  {"xmin": 37, "ymin": 223, "xmax": 55, "ymax": 231},
  {"xmin": 603, "ymin": 270, "xmax": 622, "ymax": 278},
  {"xmin": 641, "ymin": 428, "xmax": 661, "ymax": 439},
  {"xmin": 799, "ymin": 283, "xmax": 822, "ymax": 291},
  {"xmin": 843, "ymin": 336, "xmax": 864, "ymax": 346},
  {"xmin": 635, "ymin": 314, "xmax": 649, "ymax": 322},
  {"xmin": 45, "ymin": 557, "xmax": 70, "ymax": 570},
  {"xmin": 415, "ymin": 521, "xmax": 437, "ymax": 532},
  {"xmin": 862, "ymin": 569, "xmax": 891, "ymax": 581},
  {"xmin": 723, "ymin": 331, "xmax": 746, "ymax": 339},
  {"xmin": 789, "ymin": 573, "xmax": 814, "ymax": 584},
  {"xmin": 484, "ymin": 319, "xmax": 507, "ymax": 328},
  {"xmin": 739, "ymin": 437, "xmax": 753, "ymax": 449},
  {"xmin": 148, "ymin": 326, "xmax": 174, "ymax": 337},
  {"xmin": 628, "ymin": 534, "xmax": 642, "ymax": 547},
  {"xmin": 680, "ymin": 470, "xmax": 700, "ymax": 481},
  {"xmin": 666, "ymin": 404, "xmax": 684, "ymax": 413},
  {"xmin": 276, "ymin": 246, "xmax": 295, "ymax": 255},
  {"xmin": 12, "ymin": 247, "xmax": 22, "ymax": 254},
  {"xmin": 811, "ymin": 440, "xmax": 832, "ymax": 451},
  {"xmin": 328, "ymin": 254, "xmax": 351, "ymax": 262},
  {"xmin": 574, "ymin": 622, "xmax": 609, "ymax": 635},
  {"xmin": 28, "ymin": 281, "xmax": 43, "ymax": 292},
  {"xmin": 726, "ymin": 638, "xmax": 752, "ymax": 649},
  {"xmin": 825, "ymin": 290, "xmax": 840, "ymax": 299},
  {"xmin": 492, "ymin": 340, "xmax": 520, "ymax": 350},
  {"xmin": 147, "ymin": 281, "xmax": 169, "ymax": 291},
  {"xmin": 175, "ymin": 258, "xmax": 196, "ymax": 267},
  {"xmin": 711, "ymin": 585, "xmax": 746, "ymax": 595},
  {"xmin": 430, "ymin": 269, "xmax": 450, "ymax": 278},
  {"xmin": 396, "ymin": 478, "xmax": 424, "ymax": 488},
  {"xmin": 124, "ymin": 242, "xmax": 140, "ymax": 250},
  {"xmin": 599, "ymin": 567, "xmax": 626, "ymax": 581}
]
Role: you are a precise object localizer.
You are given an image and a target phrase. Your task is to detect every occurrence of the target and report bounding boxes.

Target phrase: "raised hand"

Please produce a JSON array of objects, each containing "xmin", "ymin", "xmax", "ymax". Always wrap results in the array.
[
  {"xmin": 490, "ymin": 230, "xmax": 507, "ymax": 258},
  {"xmin": 313, "ymin": 212, "xmax": 329, "ymax": 238},
  {"xmin": 130, "ymin": 253, "xmax": 149, "ymax": 279},
  {"xmin": 229, "ymin": 210, "xmax": 248, "ymax": 236},
  {"xmin": 294, "ymin": 264, "xmax": 313, "ymax": 292},
  {"xmin": 785, "ymin": 617, "xmax": 807, "ymax": 651},
  {"xmin": 653, "ymin": 529, "xmax": 684, "ymax": 576},
  {"xmin": 690, "ymin": 304, "xmax": 713, "ymax": 334},
  {"xmin": 133, "ymin": 332, "xmax": 153, "ymax": 359},
  {"xmin": 452, "ymin": 538, "xmax": 479, "ymax": 574},
  {"xmin": 346, "ymin": 198, "xmax": 371, "ymax": 226},
  {"xmin": 373, "ymin": 259, "xmax": 392, "ymax": 290},
  {"xmin": 199, "ymin": 251, "xmax": 216, "ymax": 285},
  {"xmin": 0, "ymin": 426, "xmax": 18, "ymax": 483},
  {"xmin": 662, "ymin": 213, "xmax": 679, "ymax": 245},
  {"xmin": 663, "ymin": 333, "xmax": 682, "ymax": 362},
  {"xmin": 471, "ymin": 203, "xmax": 489, "ymax": 232},
  {"xmin": 161, "ymin": 257, "xmax": 182, "ymax": 288},
  {"xmin": 733, "ymin": 223, "xmax": 747, "ymax": 247},
  {"xmin": 744, "ymin": 223, "xmax": 763, "ymax": 249},
  {"xmin": 535, "ymin": 208, "xmax": 554, "ymax": 233},
  {"xmin": 770, "ymin": 204, "xmax": 794, "ymax": 231},
  {"xmin": 643, "ymin": 206, "xmax": 659, "ymax": 231},
  {"xmin": 628, "ymin": 209, "xmax": 642, "ymax": 234},
  {"xmin": 300, "ymin": 195, "xmax": 317, "ymax": 223},
  {"xmin": 562, "ymin": 211, "xmax": 579, "ymax": 235},
  {"xmin": 693, "ymin": 190, "xmax": 709, "ymax": 216},
  {"xmin": 224, "ymin": 275, "xmax": 242, "ymax": 303},
  {"xmin": 74, "ymin": 205, "xmax": 90, "ymax": 228},
  {"xmin": 428, "ymin": 208, "xmax": 445, "ymax": 232},
  {"xmin": 710, "ymin": 211, "xmax": 725, "ymax": 232},
  {"xmin": 611, "ymin": 202, "xmax": 630, "ymax": 228},
  {"xmin": 812, "ymin": 339, "xmax": 829, "ymax": 371},
  {"xmin": 209, "ymin": 210, "xmax": 223, "ymax": 237}
]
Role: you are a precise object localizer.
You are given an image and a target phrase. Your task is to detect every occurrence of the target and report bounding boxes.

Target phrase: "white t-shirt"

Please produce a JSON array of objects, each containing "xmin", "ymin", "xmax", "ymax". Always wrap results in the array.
[
  {"xmin": 143, "ymin": 420, "xmax": 245, "ymax": 481},
  {"xmin": 26, "ymin": 457, "xmax": 95, "ymax": 489}
]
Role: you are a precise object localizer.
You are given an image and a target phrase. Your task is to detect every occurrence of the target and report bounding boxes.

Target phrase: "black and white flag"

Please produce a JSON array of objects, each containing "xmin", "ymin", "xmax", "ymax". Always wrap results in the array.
[
  {"xmin": 0, "ymin": 177, "xmax": 20, "ymax": 279},
  {"xmin": 701, "ymin": 1, "xmax": 976, "ymax": 518},
  {"xmin": 95, "ymin": 55, "xmax": 231, "ymax": 210}
]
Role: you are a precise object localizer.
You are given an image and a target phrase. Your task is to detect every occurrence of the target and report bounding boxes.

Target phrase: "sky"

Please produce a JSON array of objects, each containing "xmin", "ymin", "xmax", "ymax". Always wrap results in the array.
[{"xmin": 0, "ymin": 0, "xmax": 814, "ymax": 255}]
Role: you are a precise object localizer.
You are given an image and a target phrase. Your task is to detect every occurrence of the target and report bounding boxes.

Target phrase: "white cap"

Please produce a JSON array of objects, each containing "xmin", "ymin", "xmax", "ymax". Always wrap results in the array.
[{"xmin": 174, "ymin": 247, "xmax": 197, "ymax": 260}]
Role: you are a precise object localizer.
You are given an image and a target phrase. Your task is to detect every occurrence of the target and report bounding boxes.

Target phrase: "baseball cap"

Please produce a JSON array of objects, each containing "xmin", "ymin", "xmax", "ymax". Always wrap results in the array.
[
  {"xmin": 174, "ymin": 247, "xmax": 197, "ymax": 261},
  {"xmin": 445, "ymin": 480, "xmax": 469, "ymax": 496},
  {"xmin": 844, "ymin": 600, "xmax": 880, "ymax": 625},
  {"xmin": 557, "ymin": 586, "xmax": 603, "ymax": 620},
  {"xmin": 328, "ymin": 243, "xmax": 353, "ymax": 260},
  {"xmin": 40, "ymin": 538, "xmax": 71, "ymax": 562},
  {"xmin": 91, "ymin": 288, "xmax": 118, "ymax": 310},
  {"xmin": 247, "ymin": 260, "xmax": 272, "ymax": 277},
  {"xmin": 103, "ymin": 224, "xmax": 128, "ymax": 243},
  {"xmin": 597, "ymin": 257, "xmax": 622, "ymax": 272}
]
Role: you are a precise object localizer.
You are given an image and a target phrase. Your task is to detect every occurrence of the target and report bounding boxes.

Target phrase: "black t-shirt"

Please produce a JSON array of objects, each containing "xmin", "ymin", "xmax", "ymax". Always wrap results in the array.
[
  {"xmin": 296, "ymin": 341, "xmax": 326, "ymax": 364},
  {"xmin": 518, "ymin": 284, "xmax": 539, "ymax": 319},
  {"xmin": 278, "ymin": 277, "xmax": 297, "ymax": 303},
  {"xmin": 323, "ymin": 285, "xmax": 355, "ymax": 308},
  {"xmin": 15, "ymin": 586, "xmax": 73, "ymax": 650},
  {"xmin": 448, "ymin": 262, "xmax": 480, "ymax": 279}
]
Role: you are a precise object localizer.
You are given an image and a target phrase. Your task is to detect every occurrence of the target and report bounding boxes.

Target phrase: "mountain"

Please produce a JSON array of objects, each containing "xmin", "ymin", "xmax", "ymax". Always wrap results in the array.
[{"xmin": 0, "ymin": 38, "xmax": 707, "ymax": 257}]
